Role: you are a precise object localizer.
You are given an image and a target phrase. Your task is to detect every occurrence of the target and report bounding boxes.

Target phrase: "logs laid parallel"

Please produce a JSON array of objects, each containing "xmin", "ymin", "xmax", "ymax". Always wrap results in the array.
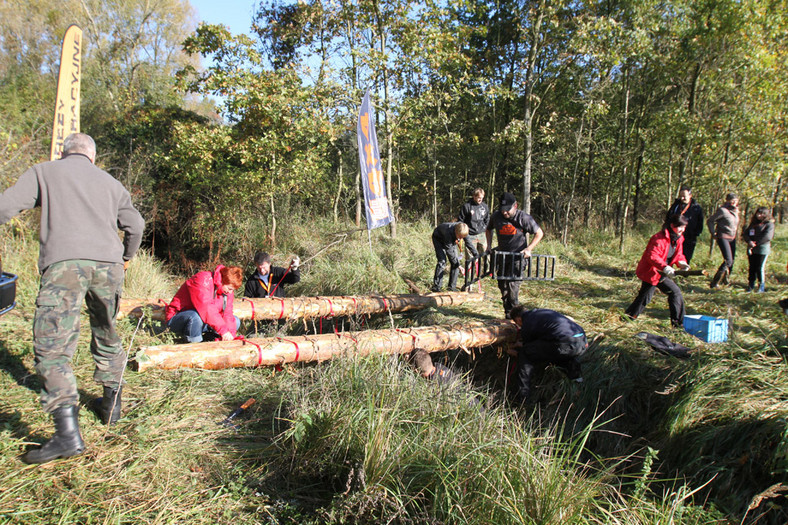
[
  {"xmin": 118, "ymin": 292, "xmax": 485, "ymax": 322},
  {"xmin": 132, "ymin": 320, "xmax": 518, "ymax": 372}
]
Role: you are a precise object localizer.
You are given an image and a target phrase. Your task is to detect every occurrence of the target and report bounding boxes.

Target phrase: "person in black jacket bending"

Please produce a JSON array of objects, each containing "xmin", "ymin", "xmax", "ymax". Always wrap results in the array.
[
  {"xmin": 666, "ymin": 186, "xmax": 704, "ymax": 263},
  {"xmin": 244, "ymin": 251, "xmax": 300, "ymax": 298},
  {"xmin": 431, "ymin": 222, "xmax": 471, "ymax": 292},
  {"xmin": 508, "ymin": 304, "xmax": 587, "ymax": 402}
]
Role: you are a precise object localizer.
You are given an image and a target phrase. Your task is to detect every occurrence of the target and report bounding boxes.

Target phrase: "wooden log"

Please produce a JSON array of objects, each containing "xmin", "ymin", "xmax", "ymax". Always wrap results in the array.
[
  {"xmin": 132, "ymin": 320, "xmax": 518, "ymax": 372},
  {"xmin": 118, "ymin": 292, "xmax": 485, "ymax": 322}
]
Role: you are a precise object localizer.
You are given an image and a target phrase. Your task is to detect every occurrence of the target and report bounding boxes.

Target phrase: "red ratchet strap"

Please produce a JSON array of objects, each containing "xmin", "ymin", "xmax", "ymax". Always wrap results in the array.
[
  {"xmin": 278, "ymin": 299, "xmax": 286, "ymax": 320},
  {"xmin": 240, "ymin": 297, "xmax": 256, "ymax": 320},
  {"xmin": 269, "ymin": 266, "xmax": 291, "ymax": 298},
  {"xmin": 395, "ymin": 328, "xmax": 417, "ymax": 346},
  {"xmin": 278, "ymin": 337, "xmax": 301, "ymax": 362},
  {"xmin": 382, "ymin": 297, "xmax": 389, "ymax": 312},
  {"xmin": 234, "ymin": 335, "xmax": 263, "ymax": 366},
  {"xmin": 351, "ymin": 296, "xmax": 358, "ymax": 315},
  {"xmin": 339, "ymin": 332, "xmax": 358, "ymax": 344}
]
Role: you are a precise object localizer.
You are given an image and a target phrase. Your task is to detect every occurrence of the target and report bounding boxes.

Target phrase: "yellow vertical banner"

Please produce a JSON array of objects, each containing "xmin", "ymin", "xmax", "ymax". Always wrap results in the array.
[{"xmin": 50, "ymin": 24, "xmax": 82, "ymax": 161}]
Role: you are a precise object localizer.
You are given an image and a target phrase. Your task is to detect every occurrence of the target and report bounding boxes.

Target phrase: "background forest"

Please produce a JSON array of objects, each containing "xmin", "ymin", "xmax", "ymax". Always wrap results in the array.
[{"xmin": 2, "ymin": 0, "xmax": 786, "ymax": 267}]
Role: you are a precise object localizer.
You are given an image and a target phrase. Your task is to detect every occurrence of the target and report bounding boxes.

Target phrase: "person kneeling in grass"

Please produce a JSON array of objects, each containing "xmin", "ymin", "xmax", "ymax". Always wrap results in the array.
[
  {"xmin": 508, "ymin": 304, "xmax": 587, "ymax": 403},
  {"xmin": 625, "ymin": 214, "xmax": 689, "ymax": 328},
  {"xmin": 166, "ymin": 265, "xmax": 243, "ymax": 343}
]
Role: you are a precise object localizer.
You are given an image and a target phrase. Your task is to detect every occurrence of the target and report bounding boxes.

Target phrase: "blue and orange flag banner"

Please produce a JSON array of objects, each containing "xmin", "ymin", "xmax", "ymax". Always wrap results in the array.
[
  {"xmin": 50, "ymin": 24, "xmax": 82, "ymax": 161},
  {"xmin": 357, "ymin": 90, "xmax": 393, "ymax": 230}
]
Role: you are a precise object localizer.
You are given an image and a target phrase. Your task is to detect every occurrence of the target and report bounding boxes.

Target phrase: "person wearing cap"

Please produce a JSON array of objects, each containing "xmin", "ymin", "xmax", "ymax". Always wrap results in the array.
[
  {"xmin": 457, "ymin": 188, "xmax": 490, "ymax": 261},
  {"xmin": 707, "ymin": 193, "xmax": 740, "ymax": 288},
  {"xmin": 485, "ymin": 192, "xmax": 544, "ymax": 318},
  {"xmin": 508, "ymin": 304, "xmax": 587, "ymax": 402},
  {"xmin": 244, "ymin": 251, "xmax": 301, "ymax": 298},
  {"xmin": 665, "ymin": 186, "xmax": 704, "ymax": 264},
  {"xmin": 431, "ymin": 222, "xmax": 471, "ymax": 292}
]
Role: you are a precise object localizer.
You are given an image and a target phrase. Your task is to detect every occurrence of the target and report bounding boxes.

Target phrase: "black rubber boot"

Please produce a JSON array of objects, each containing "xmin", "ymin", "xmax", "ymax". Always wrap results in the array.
[
  {"xmin": 91, "ymin": 385, "xmax": 122, "ymax": 425},
  {"xmin": 23, "ymin": 405, "xmax": 85, "ymax": 464},
  {"xmin": 710, "ymin": 266, "xmax": 728, "ymax": 288}
]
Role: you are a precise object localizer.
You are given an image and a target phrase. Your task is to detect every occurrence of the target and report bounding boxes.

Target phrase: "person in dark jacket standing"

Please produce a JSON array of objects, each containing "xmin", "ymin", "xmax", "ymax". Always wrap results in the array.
[
  {"xmin": 458, "ymin": 188, "xmax": 490, "ymax": 260},
  {"xmin": 625, "ymin": 214, "xmax": 689, "ymax": 327},
  {"xmin": 743, "ymin": 207, "xmax": 775, "ymax": 292},
  {"xmin": 0, "ymin": 133, "xmax": 145, "ymax": 464},
  {"xmin": 485, "ymin": 192, "xmax": 544, "ymax": 318},
  {"xmin": 244, "ymin": 251, "xmax": 301, "ymax": 298},
  {"xmin": 508, "ymin": 305, "xmax": 587, "ymax": 402},
  {"xmin": 708, "ymin": 193, "xmax": 740, "ymax": 288},
  {"xmin": 666, "ymin": 186, "xmax": 704, "ymax": 263},
  {"xmin": 431, "ymin": 222, "xmax": 470, "ymax": 292}
]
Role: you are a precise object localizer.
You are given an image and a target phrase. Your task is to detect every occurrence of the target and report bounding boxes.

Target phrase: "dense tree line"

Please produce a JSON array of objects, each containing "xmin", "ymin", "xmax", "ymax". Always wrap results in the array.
[{"xmin": 1, "ymin": 0, "xmax": 786, "ymax": 266}]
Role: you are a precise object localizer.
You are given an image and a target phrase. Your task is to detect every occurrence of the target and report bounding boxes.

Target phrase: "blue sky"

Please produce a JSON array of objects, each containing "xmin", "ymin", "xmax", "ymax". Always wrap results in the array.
[{"xmin": 189, "ymin": 0, "xmax": 257, "ymax": 36}]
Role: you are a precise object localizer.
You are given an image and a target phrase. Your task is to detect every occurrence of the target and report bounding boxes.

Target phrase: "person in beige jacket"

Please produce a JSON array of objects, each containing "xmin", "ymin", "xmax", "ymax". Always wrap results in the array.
[{"xmin": 707, "ymin": 193, "xmax": 740, "ymax": 288}]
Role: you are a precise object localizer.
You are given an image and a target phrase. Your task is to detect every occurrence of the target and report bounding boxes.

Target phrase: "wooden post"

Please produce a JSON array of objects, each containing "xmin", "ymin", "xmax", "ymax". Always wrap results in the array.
[{"xmin": 132, "ymin": 320, "xmax": 518, "ymax": 372}]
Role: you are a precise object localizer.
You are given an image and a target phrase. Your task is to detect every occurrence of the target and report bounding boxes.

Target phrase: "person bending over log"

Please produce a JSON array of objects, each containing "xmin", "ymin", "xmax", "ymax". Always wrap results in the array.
[
  {"xmin": 166, "ymin": 265, "xmax": 243, "ymax": 343},
  {"xmin": 0, "ymin": 132, "xmax": 144, "ymax": 464},
  {"xmin": 508, "ymin": 305, "xmax": 587, "ymax": 402},
  {"xmin": 431, "ymin": 222, "xmax": 470, "ymax": 292},
  {"xmin": 625, "ymin": 214, "xmax": 689, "ymax": 328},
  {"xmin": 244, "ymin": 251, "xmax": 300, "ymax": 298}
]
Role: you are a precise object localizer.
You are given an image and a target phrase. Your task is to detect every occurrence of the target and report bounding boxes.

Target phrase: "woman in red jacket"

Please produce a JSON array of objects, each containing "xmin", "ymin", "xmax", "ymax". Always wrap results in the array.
[
  {"xmin": 165, "ymin": 265, "xmax": 244, "ymax": 342},
  {"xmin": 625, "ymin": 215, "xmax": 690, "ymax": 327}
]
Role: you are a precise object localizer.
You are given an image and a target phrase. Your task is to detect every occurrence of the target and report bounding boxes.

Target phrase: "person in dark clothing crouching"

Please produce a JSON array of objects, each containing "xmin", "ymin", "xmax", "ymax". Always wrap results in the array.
[
  {"xmin": 508, "ymin": 305, "xmax": 587, "ymax": 402},
  {"xmin": 625, "ymin": 214, "xmax": 689, "ymax": 327},
  {"xmin": 244, "ymin": 251, "xmax": 300, "ymax": 298},
  {"xmin": 431, "ymin": 222, "xmax": 471, "ymax": 292},
  {"xmin": 411, "ymin": 349, "xmax": 457, "ymax": 384}
]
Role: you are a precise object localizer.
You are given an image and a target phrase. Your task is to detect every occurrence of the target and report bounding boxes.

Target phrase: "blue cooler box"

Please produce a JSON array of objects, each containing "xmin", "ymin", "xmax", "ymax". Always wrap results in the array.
[
  {"xmin": 683, "ymin": 314, "xmax": 728, "ymax": 343},
  {"xmin": 0, "ymin": 272, "xmax": 18, "ymax": 316}
]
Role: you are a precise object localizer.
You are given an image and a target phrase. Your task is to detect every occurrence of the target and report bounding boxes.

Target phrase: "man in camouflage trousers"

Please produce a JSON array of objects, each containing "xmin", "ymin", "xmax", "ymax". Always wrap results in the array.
[{"xmin": 0, "ymin": 133, "xmax": 144, "ymax": 464}]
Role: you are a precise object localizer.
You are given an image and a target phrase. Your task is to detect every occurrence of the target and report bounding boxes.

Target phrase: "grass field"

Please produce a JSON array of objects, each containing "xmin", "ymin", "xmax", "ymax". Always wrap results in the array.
[{"xmin": 1, "ymin": 217, "xmax": 786, "ymax": 524}]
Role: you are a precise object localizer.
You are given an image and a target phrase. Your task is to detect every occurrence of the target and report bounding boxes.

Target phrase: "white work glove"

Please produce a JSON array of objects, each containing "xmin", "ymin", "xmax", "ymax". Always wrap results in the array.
[
  {"xmin": 662, "ymin": 265, "xmax": 675, "ymax": 276},
  {"xmin": 290, "ymin": 256, "xmax": 300, "ymax": 271},
  {"xmin": 677, "ymin": 261, "xmax": 690, "ymax": 271}
]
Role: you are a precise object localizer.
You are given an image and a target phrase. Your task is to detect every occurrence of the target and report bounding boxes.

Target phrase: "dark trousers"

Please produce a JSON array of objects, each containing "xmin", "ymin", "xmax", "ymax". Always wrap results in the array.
[
  {"xmin": 747, "ymin": 252, "xmax": 768, "ymax": 287},
  {"xmin": 716, "ymin": 238, "xmax": 736, "ymax": 274},
  {"xmin": 683, "ymin": 237, "xmax": 698, "ymax": 264},
  {"xmin": 625, "ymin": 277, "xmax": 685, "ymax": 327},
  {"xmin": 432, "ymin": 235, "xmax": 459, "ymax": 291},
  {"xmin": 514, "ymin": 338, "xmax": 586, "ymax": 401},
  {"xmin": 497, "ymin": 279, "xmax": 521, "ymax": 317}
]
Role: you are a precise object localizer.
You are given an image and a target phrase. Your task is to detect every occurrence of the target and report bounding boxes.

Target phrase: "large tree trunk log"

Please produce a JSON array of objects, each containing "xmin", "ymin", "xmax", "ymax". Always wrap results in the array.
[
  {"xmin": 132, "ymin": 320, "xmax": 518, "ymax": 372},
  {"xmin": 119, "ymin": 292, "xmax": 485, "ymax": 322}
]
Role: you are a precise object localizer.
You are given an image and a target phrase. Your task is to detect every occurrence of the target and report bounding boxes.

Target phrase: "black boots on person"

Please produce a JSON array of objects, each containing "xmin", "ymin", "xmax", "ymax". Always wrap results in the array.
[
  {"xmin": 710, "ymin": 266, "xmax": 730, "ymax": 288},
  {"xmin": 23, "ymin": 405, "xmax": 85, "ymax": 464},
  {"xmin": 91, "ymin": 385, "xmax": 122, "ymax": 425}
]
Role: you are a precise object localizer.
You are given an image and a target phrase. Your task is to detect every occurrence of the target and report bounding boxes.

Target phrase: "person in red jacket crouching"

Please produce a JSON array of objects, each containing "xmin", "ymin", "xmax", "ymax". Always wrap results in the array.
[
  {"xmin": 625, "ymin": 214, "xmax": 690, "ymax": 328},
  {"xmin": 166, "ymin": 265, "xmax": 243, "ymax": 342}
]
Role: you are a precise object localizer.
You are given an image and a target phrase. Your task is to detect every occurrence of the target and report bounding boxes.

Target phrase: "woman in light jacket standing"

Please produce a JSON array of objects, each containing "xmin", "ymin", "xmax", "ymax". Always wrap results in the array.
[
  {"xmin": 707, "ymin": 193, "xmax": 740, "ymax": 288},
  {"xmin": 743, "ymin": 207, "xmax": 775, "ymax": 292}
]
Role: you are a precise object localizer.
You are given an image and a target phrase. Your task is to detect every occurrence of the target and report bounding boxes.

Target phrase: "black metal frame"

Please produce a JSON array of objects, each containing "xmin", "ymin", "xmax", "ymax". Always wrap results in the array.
[{"xmin": 461, "ymin": 248, "xmax": 555, "ymax": 290}]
